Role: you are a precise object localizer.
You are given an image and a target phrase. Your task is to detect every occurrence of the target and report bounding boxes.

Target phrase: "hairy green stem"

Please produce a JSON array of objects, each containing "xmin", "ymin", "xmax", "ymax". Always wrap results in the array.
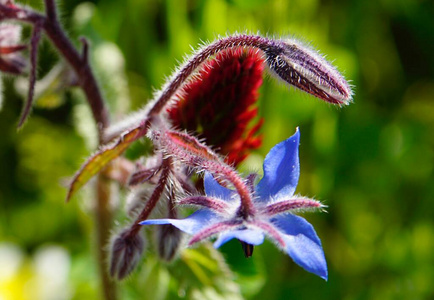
[{"xmin": 96, "ymin": 172, "xmax": 117, "ymax": 300}]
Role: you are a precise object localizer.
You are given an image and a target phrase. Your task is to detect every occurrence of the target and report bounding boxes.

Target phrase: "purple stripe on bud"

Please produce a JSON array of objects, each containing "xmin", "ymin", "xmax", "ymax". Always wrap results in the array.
[
  {"xmin": 252, "ymin": 220, "xmax": 286, "ymax": 248},
  {"xmin": 262, "ymin": 197, "xmax": 323, "ymax": 216},
  {"xmin": 150, "ymin": 129, "xmax": 220, "ymax": 166},
  {"xmin": 178, "ymin": 196, "xmax": 231, "ymax": 213},
  {"xmin": 264, "ymin": 39, "xmax": 353, "ymax": 105},
  {"xmin": 189, "ymin": 220, "xmax": 241, "ymax": 245}
]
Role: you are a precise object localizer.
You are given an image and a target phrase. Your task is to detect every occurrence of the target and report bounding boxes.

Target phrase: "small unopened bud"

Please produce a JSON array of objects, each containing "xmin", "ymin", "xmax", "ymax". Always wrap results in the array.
[
  {"xmin": 129, "ymin": 154, "xmax": 163, "ymax": 186},
  {"xmin": 264, "ymin": 38, "xmax": 353, "ymax": 105},
  {"xmin": 109, "ymin": 229, "xmax": 146, "ymax": 280},
  {"xmin": 156, "ymin": 224, "xmax": 183, "ymax": 262},
  {"xmin": 129, "ymin": 167, "xmax": 160, "ymax": 186}
]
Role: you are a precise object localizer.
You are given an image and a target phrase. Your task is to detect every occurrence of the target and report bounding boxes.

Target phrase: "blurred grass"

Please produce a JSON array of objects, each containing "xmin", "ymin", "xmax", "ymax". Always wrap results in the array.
[{"xmin": 1, "ymin": 0, "xmax": 433, "ymax": 299}]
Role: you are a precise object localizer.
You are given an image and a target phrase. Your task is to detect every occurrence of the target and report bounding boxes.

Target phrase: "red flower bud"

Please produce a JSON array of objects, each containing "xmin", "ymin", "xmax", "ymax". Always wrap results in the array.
[{"xmin": 168, "ymin": 47, "xmax": 264, "ymax": 166}]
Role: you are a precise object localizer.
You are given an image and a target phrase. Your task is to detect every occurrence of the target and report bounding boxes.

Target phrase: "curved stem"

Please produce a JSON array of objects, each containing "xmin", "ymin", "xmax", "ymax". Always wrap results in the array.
[
  {"xmin": 0, "ymin": 3, "xmax": 110, "ymax": 136},
  {"xmin": 44, "ymin": 0, "xmax": 57, "ymax": 22},
  {"xmin": 148, "ymin": 34, "xmax": 272, "ymax": 116},
  {"xmin": 17, "ymin": 21, "xmax": 42, "ymax": 128},
  {"xmin": 129, "ymin": 157, "xmax": 172, "ymax": 235},
  {"xmin": 206, "ymin": 162, "xmax": 256, "ymax": 217},
  {"xmin": 42, "ymin": 15, "xmax": 110, "ymax": 137},
  {"xmin": 152, "ymin": 126, "xmax": 256, "ymax": 216},
  {"xmin": 153, "ymin": 125, "xmax": 256, "ymax": 217}
]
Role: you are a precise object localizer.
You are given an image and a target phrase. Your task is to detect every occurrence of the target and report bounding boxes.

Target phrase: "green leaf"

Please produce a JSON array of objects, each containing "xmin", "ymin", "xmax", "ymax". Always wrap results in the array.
[
  {"xmin": 66, "ymin": 125, "xmax": 145, "ymax": 201},
  {"xmin": 139, "ymin": 259, "xmax": 171, "ymax": 300},
  {"xmin": 134, "ymin": 244, "xmax": 243, "ymax": 300},
  {"xmin": 169, "ymin": 244, "xmax": 244, "ymax": 300},
  {"xmin": 220, "ymin": 241, "xmax": 266, "ymax": 297}
]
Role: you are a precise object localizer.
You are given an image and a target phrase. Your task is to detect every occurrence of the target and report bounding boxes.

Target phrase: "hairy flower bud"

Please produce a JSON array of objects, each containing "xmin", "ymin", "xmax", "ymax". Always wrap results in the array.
[
  {"xmin": 168, "ymin": 47, "xmax": 264, "ymax": 166},
  {"xmin": 264, "ymin": 38, "xmax": 353, "ymax": 105},
  {"xmin": 109, "ymin": 229, "xmax": 146, "ymax": 280},
  {"xmin": 156, "ymin": 224, "xmax": 183, "ymax": 262}
]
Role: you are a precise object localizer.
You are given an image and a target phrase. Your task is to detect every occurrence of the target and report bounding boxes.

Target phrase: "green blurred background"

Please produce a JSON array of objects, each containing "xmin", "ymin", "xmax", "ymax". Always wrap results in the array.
[{"xmin": 1, "ymin": 0, "xmax": 433, "ymax": 299}]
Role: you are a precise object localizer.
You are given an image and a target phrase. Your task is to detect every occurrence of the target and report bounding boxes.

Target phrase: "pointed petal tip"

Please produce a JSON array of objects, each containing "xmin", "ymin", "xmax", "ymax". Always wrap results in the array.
[
  {"xmin": 272, "ymin": 214, "xmax": 328, "ymax": 281},
  {"xmin": 312, "ymin": 263, "xmax": 328, "ymax": 281},
  {"xmin": 139, "ymin": 219, "xmax": 172, "ymax": 226},
  {"xmin": 314, "ymin": 265, "xmax": 328, "ymax": 281},
  {"xmin": 292, "ymin": 127, "xmax": 300, "ymax": 140},
  {"xmin": 287, "ymin": 246, "xmax": 328, "ymax": 281},
  {"xmin": 256, "ymin": 127, "xmax": 300, "ymax": 199},
  {"xmin": 321, "ymin": 272, "xmax": 328, "ymax": 281}
]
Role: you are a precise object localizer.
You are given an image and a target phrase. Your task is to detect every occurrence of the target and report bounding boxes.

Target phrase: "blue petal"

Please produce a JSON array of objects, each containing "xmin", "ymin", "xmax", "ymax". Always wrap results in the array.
[
  {"xmin": 256, "ymin": 128, "xmax": 300, "ymax": 201},
  {"xmin": 213, "ymin": 229, "xmax": 265, "ymax": 248},
  {"xmin": 204, "ymin": 171, "xmax": 234, "ymax": 201},
  {"xmin": 140, "ymin": 210, "xmax": 220, "ymax": 235},
  {"xmin": 272, "ymin": 213, "xmax": 328, "ymax": 280}
]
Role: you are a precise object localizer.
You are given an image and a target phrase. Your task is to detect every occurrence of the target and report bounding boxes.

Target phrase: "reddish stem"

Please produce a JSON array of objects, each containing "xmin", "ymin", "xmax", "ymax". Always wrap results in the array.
[
  {"xmin": 18, "ymin": 22, "xmax": 41, "ymax": 128},
  {"xmin": 202, "ymin": 161, "xmax": 256, "ymax": 217},
  {"xmin": 129, "ymin": 157, "xmax": 172, "ymax": 235},
  {"xmin": 0, "ymin": 3, "xmax": 110, "ymax": 137}
]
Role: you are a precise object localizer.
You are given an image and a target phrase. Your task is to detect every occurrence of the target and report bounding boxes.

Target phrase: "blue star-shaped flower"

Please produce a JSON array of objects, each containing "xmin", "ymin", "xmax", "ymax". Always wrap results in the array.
[{"xmin": 141, "ymin": 129, "xmax": 327, "ymax": 280}]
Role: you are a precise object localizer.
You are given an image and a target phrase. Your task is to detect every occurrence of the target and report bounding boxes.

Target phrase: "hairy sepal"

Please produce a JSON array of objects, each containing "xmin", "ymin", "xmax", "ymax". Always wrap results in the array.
[
  {"xmin": 265, "ymin": 38, "xmax": 353, "ymax": 106},
  {"xmin": 109, "ymin": 229, "xmax": 146, "ymax": 280},
  {"xmin": 150, "ymin": 129, "xmax": 220, "ymax": 167},
  {"xmin": 261, "ymin": 197, "xmax": 324, "ymax": 217}
]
